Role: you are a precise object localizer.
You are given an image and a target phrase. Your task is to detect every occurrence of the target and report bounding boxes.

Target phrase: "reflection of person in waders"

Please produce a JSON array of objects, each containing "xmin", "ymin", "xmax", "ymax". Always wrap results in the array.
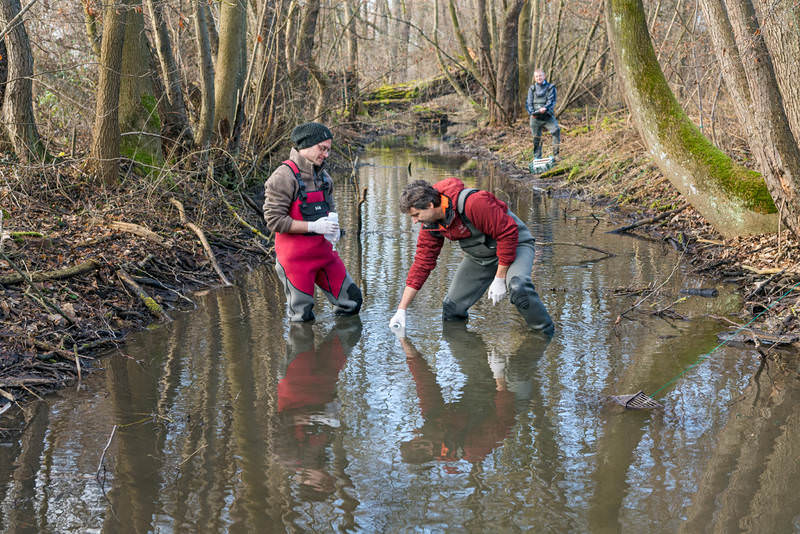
[
  {"xmin": 526, "ymin": 69, "xmax": 560, "ymax": 161},
  {"xmin": 275, "ymin": 320, "xmax": 362, "ymax": 498},
  {"xmin": 398, "ymin": 329, "xmax": 550, "ymax": 466},
  {"xmin": 388, "ymin": 178, "xmax": 554, "ymax": 336},
  {"xmin": 264, "ymin": 122, "xmax": 363, "ymax": 322}
]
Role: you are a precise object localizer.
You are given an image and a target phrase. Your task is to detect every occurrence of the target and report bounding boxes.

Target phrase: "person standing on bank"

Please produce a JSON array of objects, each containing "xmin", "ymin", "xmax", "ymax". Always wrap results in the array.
[
  {"xmin": 388, "ymin": 178, "xmax": 554, "ymax": 336},
  {"xmin": 526, "ymin": 69, "xmax": 560, "ymax": 160},
  {"xmin": 264, "ymin": 122, "xmax": 362, "ymax": 322}
]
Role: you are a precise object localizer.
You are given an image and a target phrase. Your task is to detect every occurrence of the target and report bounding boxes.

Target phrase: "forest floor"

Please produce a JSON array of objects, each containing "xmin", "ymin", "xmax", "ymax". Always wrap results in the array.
[{"xmin": 1, "ymin": 101, "xmax": 798, "ymax": 409}]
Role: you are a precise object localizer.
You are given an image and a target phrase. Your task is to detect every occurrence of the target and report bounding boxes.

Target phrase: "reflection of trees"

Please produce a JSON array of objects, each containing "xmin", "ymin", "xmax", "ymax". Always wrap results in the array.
[
  {"xmin": 587, "ymin": 320, "xmax": 727, "ymax": 531},
  {"xmin": 103, "ymin": 330, "xmax": 171, "ymax": 534},
  {"xmin": 681, "ymin": 360, "xmax": 800, "ymax": 533},
  {"xmin": 3, "ymin": 402, "xmax": 48, "ymax": 533}
]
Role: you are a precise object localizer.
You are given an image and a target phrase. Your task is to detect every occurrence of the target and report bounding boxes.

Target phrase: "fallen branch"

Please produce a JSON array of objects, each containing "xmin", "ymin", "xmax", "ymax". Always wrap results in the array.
[
  {"xmin": 170, "ymin": 198, "xmax": 232, "ymax": 286},
  {"xmin": 0, "ymin": 258, "xmax": 99, "ymax": 285},
  {"xmin": 537, "ymin": 241, "xmax": 616, "ymax": 257},
  {"xmin": 220, "ymin": 196, "xmax": 271, "ymax": 242},
  {"xmin": 0, "ymin": 377, "xmax": 60, "ymax": 388},
  {"xmin": 116, "ymin": 268, "xmax": 172, "ymax": 322},
  {"xmin": 607, "ymin": 203, "xmax": 688, "ymax": 234},
  {"xmin": 109, "ymin": 221, "xmax": 167, "ymax": 246},
  {"xmin": 30, "ymin": 339, "xmax": 94, "ymax": 363}
]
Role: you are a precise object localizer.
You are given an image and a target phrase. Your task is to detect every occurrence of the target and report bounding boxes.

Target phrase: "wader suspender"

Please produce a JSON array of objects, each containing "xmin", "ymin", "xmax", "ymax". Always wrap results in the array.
[
  {"xmin": 281, "ymin": 159, "xmax": 333, "ymax": 210},
  {"xmin": 455, "ymin": 188, "xmax": 498, "ymax": 261}
]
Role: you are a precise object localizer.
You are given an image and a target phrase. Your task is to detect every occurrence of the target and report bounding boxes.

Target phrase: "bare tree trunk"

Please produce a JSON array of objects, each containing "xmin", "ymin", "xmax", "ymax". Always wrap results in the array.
[
  {"xmin": 476, "ymin": 0, "xmax": 496, "ymax": 99},
  {"xmin": 293, "ymin": 0, "xmax": 321, "ymax": 93},
  {"xmin": 749, "ymin": 0, "xmax": 800, "ymax": 148},
  {"xmin": 146, "ymin": 0, "xmax": 193, "ymax": 147},
  {"xmin": 119, "ymin": 7, "xmax": 162, "ymax": 167},
  {"xmin": 90, "ymin": 0, "xmax": 129, "ymax": 185},
  {"xmin": 518, "ymin": 0, "xmax": 532, "ymax": 105},
  {"xmin": 725, "ymin": 0, "xmax": 800, "ymax": 235},
  {"xmin": 529, "ymin": 0, "xmax": 541, "ymax": 70},
  {"xmin": 605, "ymin": 0, "xmax": 777, "ymax": 237},
  {"xmin": 0, "ymin": 0, "xmax": 44, "ymax": 162},
  {"xmin": 491, "ymin": 0, "xmax": 525, "ymax": 125},
  {"xmin": 193, "ymin": 0, "xmax": 215, "ymax": 147},
  {"xmin": 214, "ymin": 0, "xmax": 246, "ymax": 143},
  {"xmin": 344, "ymin": 0, "xmax": 359, "ymax": 120}
]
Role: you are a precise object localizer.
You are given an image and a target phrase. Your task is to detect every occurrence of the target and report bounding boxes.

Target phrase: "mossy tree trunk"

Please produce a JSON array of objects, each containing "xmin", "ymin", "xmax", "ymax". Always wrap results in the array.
[
  {"xmin": 605, "ymin": 0, "xmax": 777, "ymax": 237},
  {"xmin": 145, "ymin": 0, "xmax": 193, "ymax": 149},
  {"xmin": 119, "ymin": 7, "xmax": 162, "ymax": 168},
  {"xmin": 0, "ymin": 0, "xmax": 45, "ymax": 162}
]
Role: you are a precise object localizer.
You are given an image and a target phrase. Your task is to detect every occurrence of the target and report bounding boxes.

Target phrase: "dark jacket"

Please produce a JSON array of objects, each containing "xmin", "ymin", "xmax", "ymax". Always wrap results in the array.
[
  {"xmin": 405, "ymin": 177, "xmax": 519, "ymax": 290},
  {"xmin": 526, "ymin": 81, "xmax": 556, "ymax": 117}
]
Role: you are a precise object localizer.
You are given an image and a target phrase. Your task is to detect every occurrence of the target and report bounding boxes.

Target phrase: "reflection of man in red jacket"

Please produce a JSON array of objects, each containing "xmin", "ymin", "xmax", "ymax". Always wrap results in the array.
[
  {"xmin": 400, "ymin": 338, "xmax": 515, "ymax": 464},
  {"xmin": 275, "ymin": 320, "xmax": 361, "ymax": 499},
  {"xmin": 389, "ymin": 178, "xmax": 553, "ymax": 336}
]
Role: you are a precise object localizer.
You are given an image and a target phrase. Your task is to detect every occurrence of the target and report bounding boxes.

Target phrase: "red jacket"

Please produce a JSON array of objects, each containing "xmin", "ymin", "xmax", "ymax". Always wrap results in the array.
[{"xmin": 406, "ymin": 177, "xmax": 519, "ymax": 290}]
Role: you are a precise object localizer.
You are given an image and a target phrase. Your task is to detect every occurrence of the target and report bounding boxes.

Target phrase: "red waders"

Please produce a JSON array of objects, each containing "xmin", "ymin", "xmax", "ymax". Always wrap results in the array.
[{"xmin": 274, "ymin": 161, "xmax": 362, "ymax": 322}]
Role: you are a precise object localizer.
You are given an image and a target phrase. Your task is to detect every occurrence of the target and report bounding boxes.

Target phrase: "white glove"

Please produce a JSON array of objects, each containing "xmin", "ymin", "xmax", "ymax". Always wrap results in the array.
[
  {"xmin": 307, "ymin": 215, "xmax": 339, "ymax": 235},
  {"xmin": 389, "ymin": 309, "xmax": 407, "ymax": 335},
  {"xmin": 487, "ymin": 349, "xmax": 506, "ymax": 379},
  {"xmin": 487, "ymin": 277, "xmax": 507, "ymax": 305}
]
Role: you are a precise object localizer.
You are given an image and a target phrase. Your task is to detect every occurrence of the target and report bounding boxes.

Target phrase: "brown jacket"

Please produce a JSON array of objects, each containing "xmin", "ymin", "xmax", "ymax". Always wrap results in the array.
[{"xmin": 263, "ymin": 148, "xmax": 336, "ymax": 233}]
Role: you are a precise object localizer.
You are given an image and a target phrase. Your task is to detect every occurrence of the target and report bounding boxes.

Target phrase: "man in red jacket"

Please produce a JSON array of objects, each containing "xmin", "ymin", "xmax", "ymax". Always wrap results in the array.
[{"xmin": 389, "ymin": 178, "xmax": 553, "ymax": 336}]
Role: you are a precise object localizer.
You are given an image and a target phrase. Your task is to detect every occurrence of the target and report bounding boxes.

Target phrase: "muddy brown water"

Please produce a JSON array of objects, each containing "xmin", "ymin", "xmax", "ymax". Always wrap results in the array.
[{"xmin": 1, "ymin": 140, "xmax": 799, "ymax": 533}]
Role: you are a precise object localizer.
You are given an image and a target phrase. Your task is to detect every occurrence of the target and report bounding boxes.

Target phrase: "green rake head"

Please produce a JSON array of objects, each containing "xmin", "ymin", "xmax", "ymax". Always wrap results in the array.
[{"xmin": 609, "ymin": 391, "xmax": 663, "ymax": 410}]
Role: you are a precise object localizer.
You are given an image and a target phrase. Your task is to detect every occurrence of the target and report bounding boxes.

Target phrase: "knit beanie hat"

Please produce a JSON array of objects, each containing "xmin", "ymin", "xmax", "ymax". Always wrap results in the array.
[{"xmin": 291, "ymin": 122, "xmax": 333, "ymax": 149}]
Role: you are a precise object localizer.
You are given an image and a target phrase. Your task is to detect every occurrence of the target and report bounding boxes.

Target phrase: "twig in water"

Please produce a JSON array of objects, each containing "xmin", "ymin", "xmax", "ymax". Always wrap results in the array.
[{"xmin": 615, "ymin": 248, "xmax": 686, "ymax": 324}]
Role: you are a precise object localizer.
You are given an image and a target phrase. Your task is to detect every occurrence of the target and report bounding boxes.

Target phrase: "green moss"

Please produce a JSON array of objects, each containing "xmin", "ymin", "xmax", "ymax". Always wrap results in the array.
[
  {"xmin": 369, "ymin": 82, "xmax": 420, "ymax": 101},
  {"xmin": 140, "ymin": 94, "xmax": 161, "ymax": 132},
  {"xmin": 614, "ymin": 0, "xmax": 776, "ymax": 215}
]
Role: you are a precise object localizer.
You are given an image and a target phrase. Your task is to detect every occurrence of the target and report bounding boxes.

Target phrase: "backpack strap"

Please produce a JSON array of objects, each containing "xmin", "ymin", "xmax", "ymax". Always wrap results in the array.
[
  {"xmin": 281, "ymin": 160, "xmax": 307, "ymax": 200},
  {"xmin": 456, "ymin": 188, "xmax": 480, "ymax": 232}
]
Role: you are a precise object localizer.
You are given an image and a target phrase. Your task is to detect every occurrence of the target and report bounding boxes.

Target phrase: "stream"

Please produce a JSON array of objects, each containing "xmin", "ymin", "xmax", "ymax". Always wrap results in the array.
[{"xmin": 1, "ymin": 138, "xmax": 798, "ymax": 533}]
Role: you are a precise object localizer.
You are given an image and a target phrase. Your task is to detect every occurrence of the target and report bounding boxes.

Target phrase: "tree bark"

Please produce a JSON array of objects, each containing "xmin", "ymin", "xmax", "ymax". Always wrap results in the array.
[
  {"xmin": 292, "ymin": 0, "xmax": 321, "ymax": 93},
  {"xmin": 476, "ymin": 0, "xmax": 496, "ymax": 98},
  {"xmin": 490, "ymin": 0, "xmax": 525, "ymax": 125},
  {"xmin": 605, "ymin": 0, "xmax": 777, "ymax": 237},
  {"xmin": 214, "ymin": 0, "xmax": 246, "ymax": 144},
  {"xmin": 0, "ymin": 0, "xmax": 44, "ymax": 162},
  {"xmin": 145, "ymin": 0, "xmax": 193, "ymax": 147},
  {"xmin": 193, "ymin": 0, "xmax": 215, "ymax": 147},
  {"xmin": 750, "ymin": 0, "xmax": 800, "ymax": 144},
  {"xmin": 119, "ymin": 6, "xmax": 162, "ymax": 167},
  {"xmin": 724, "ymin": 0, "xmax": 800, "ymax": 236},
  {"xmin": 518, "ymin": 0, "xmax": 532, "ymax": 104},
  {"xmin": 90, "ymin": 0, "xmax": 130, "ymax": 185}
]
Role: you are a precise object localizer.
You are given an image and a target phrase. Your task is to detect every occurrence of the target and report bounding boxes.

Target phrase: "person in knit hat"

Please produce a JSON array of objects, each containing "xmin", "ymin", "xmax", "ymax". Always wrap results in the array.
[{"xmin": 263, "ymin": 122, "xmax": 362, "ymax": 322}]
